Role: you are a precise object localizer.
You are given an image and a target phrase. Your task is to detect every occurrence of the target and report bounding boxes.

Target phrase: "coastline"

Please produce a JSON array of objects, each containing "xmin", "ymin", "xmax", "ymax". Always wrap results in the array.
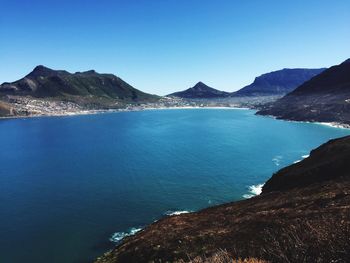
[
  {"xmin": 0, "ymin": 105, "xmax": 252, "ymax": 121},
  {"xmin": 257, "ymin": 113, "xmax": 350, "ymax": 129},
  {"xmin": 2, "ymin": 105, "xmax": 349, "ymax": 130}
]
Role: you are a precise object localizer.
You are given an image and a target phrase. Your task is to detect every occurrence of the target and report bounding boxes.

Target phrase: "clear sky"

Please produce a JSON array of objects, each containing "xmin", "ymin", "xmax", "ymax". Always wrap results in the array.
[{"xmin": 1, "ymin": 0, "xmax": 349, "ymax": 95}]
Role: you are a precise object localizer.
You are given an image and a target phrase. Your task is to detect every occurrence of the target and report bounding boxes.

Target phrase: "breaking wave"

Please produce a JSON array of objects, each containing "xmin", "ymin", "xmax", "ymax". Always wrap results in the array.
[
  {"xmin": 294, "ymin": 154, "xmax": 310, "ymax": 164},
  {"xmin": 272, "ymin": 155, "xmax": 283, "ymax": 166},
  {"xmin": 164, "ymin": 210, "xmax": 191, "ymax": 216},
  {"xmin": 243, "ymin": 183, "xmax": 264, "ymax": 199},
  {"xmin": 110, "ymin": 227, "xmax": 142, "ymax": 243}
]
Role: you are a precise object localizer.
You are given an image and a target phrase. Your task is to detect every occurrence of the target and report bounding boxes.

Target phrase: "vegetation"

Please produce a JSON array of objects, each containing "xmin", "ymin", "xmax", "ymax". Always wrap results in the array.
[
  {"xmin": 175, "ymin": 250, "xmax": 266, "ymax": 263},
  {"xmin": 0, "ymin": 65, "xmax": 160, "ymax": 110}
]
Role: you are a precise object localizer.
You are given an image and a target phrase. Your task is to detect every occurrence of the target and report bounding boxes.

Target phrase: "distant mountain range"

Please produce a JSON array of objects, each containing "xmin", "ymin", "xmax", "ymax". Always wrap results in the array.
[
  {"xmin": 168, "ymin": 68, "xmax": 325, "ymax": 99},
  {"xmin": 234, "ymin": 68, "xmax": 325, "ymax": 96},
  {"xmin": 257, "ymin": 59, "xmax": 350, "ymax": 125},
  {"xmin": 168, "ymin": 81, "xmax": 230, "ymax": 98},
  {"xmin": 0, "ymin": 65, "xmax": 159, "ymax": 103}
]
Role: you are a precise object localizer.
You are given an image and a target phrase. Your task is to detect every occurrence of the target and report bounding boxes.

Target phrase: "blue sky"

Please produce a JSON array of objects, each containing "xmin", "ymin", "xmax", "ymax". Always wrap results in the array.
[{"xmin": 1, "ymin": 0, "xmax": 349, "ymax": 95}]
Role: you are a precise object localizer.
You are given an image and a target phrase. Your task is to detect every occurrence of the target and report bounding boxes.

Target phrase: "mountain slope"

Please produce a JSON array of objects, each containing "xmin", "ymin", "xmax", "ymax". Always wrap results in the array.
[
  {"xmin": 168, "ymin": 82, "xmax": 230, "ymax": 98},
  {"xmin": 257, "ymin": 59, "xmax": 350, "ymax": 124},
  {"xmin": 233, "ymin": 68, "xmax": 325, "ymax": 96},
  {"xmin": 95, "ymin": 136, "xmax": 350, "ymax": 263},
  {"xmin": 0, "ymin": 101, "xmax": 12, "ymax": 116},
  {"xmin": 0, "ymin": 65, "xmax": 159, "ymax": 102}
]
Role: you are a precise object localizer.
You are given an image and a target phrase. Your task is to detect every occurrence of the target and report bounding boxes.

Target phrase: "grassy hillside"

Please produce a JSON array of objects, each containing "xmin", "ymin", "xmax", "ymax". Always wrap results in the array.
[{"xmin": 0, "ymin": 66, "xmax": 159, "ymax": 104}]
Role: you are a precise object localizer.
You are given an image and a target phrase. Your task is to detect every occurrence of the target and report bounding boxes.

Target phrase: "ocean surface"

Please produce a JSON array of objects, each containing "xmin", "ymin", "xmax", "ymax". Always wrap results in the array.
[{"xmin": 1, "ymin": 109, "xmax": 349, "ymax": 263}]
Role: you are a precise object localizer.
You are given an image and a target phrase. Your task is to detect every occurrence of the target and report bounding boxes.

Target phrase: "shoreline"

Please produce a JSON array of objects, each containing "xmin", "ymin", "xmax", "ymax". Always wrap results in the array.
[
  {"xmin": 0, "ymin": 106, "xmax": 252, "ymax": 120},
  {"xmin": 2, "ymin": 106, "xmax": 349, "ymax": 130},
  {"xmin": 257, "ymin": 113, "xmax": 350, "ymax": 129},
  {"xmin": 2, "ymin": 105, "xmax": 349, "ymax": 129}
]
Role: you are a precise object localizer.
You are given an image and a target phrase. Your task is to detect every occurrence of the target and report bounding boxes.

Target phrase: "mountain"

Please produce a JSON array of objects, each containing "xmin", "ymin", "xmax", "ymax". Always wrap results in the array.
[
  {"xmin": 257, "ymin": 59, "xmax": 350, "ymax": 124},
  {"xmin": 95, "ymin": 136, "xmax": 350, "ymax": 263},
  {"xmin": 262, "ymin": 135, "xmax": 350, "ymax": 193},
  {"xmin": 0, "ymin": 101, "xmax": 12, "ymax": 116},
  {"xmin": 0, "ymin": 65, "xmax": 159, "ymax": 102},
  {"xmin": 233, "ymin": 68, "xmax": 325, "ymax": 96},
  {"xmin": 168, "ymin": 82, "xmax": 230, "ymax": 98}
]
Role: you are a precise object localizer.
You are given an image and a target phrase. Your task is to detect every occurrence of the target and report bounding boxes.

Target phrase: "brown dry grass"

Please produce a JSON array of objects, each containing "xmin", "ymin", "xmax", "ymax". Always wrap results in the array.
[{"xmin": 175, "ymin": 250, "xmax": 267, "ymax": 263}]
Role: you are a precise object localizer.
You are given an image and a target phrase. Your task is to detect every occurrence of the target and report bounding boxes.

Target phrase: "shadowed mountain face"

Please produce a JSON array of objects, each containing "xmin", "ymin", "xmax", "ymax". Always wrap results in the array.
[
  {"xmin": 262, "ymin": 135, "xmax": 350, "ymax": 193},
  {"xmin": 0, "ymin": 65, "xmax": 158, "ymax": 102},
  {"xmin": 233, "ymin": 68, "xmax": 325, "ymax": 97},
  {"xmin": 168, "ymin": 82, "xmax": 230, "ymax": 98},
  {"xmin": 257, "ymin": 59, "xmax": 350, "ymax": 124},
  {"xmin": 95, "ymin": 136, "xmax": 350, "ymax": 263}
]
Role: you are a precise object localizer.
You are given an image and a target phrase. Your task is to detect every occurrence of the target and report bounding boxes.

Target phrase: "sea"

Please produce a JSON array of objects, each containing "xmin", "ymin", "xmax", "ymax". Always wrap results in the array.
[{"xmin": 1, "ymin": 108, "xmax": 349, "ymax": 263}]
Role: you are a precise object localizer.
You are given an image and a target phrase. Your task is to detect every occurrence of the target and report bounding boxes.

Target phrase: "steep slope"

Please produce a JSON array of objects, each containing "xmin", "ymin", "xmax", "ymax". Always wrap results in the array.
[
  {"xmin": 0, "ymin": 101, "xmax": 13, "ymax": 116},
  {"xmin": 96, "ymin": 136, "xmax": 350, "ymax": 263},
  {"xmin": 257, "ymin": 59, "xmax": 350, "ymax": 124},
  {"xmin": 0, "ymin": 65, "xmax": 159, "ymax": 102},
  {"xmin": 168, "ymin": 82, "xmax": 230, "ymax": 98},
  {"xmin": 233, "ymin": 68, "xmax": 325, "ymax": 96},
  {"xmin": 262, "ymin": 135, "xmax": 350, "ymax": 193}
]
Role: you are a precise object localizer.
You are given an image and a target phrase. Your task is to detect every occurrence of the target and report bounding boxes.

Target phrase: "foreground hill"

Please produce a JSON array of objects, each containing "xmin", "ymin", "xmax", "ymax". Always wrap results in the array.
[
  {"xmin": 257, "ymin": 59, "xmax": 350, "ymax": 124},
  {"xmin": 168, "ymin": 82, "xmax": 230, "ymax": 98},
  {"xmin": 96, "ymin": 136, "xmax": 350, "ymax": 263},
  {"xmin": 233, "ymin": 68, "xmax": 325, "ymax": 96}
]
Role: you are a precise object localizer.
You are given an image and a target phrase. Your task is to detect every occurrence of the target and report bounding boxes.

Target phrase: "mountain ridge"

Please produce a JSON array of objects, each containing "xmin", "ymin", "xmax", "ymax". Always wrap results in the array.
[
  {"xmin": 257, "ymin": 59, "xmax": 350, "ymax": 124},
  {"xmin": 168, "ymin": 82, "xmax": 230, "ymax": 98},
  {"xmin": 233, "ymin": 68, "xmax": 325, "ymax": 96},
  {"xmin": 0, "ymin": 65, "xmax": 159, "ymax": 102}
]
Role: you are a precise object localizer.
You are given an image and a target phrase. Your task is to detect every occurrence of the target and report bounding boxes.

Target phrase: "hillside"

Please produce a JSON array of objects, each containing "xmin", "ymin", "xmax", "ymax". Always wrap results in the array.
[
  {"xmin": 233, "ymin": 68, "xmax": 325, "ymax": 96},
  {"xmin": 0, "ymin": 101, "xmax": 13, "ymax": 116},
  {"xmin": 168, "ymin": 82, "xmax": 230, "ymax": 98},
  {"xmin": 0, "ymin": 66, "xmax": 160, "ymax": 117},
  {"xmin": 0, "ymin": 65, "xmax": 159, "ymax": 102},
  {"xmin": 257, "ymin": 59, "xmax": 350, "ymax": 124},
  {"xmin": 95, "ymin": 136, "xmax": 350, "ymax": 263}
]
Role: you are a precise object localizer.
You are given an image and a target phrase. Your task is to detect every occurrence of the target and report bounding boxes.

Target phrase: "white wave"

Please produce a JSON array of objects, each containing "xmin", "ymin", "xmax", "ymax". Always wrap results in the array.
[
  {"xmin": 315, "ymin": 122, "xmax": 350, "ymax": 129},
  {"xmin": 272, "ymin": 155, "xmax": 283, "ymax": 166},
  {"xmin": 242, "ymin": 194, "xmax": 254, "ymax": 199},
  {"xmin": 164, "ymin": 210, "xmax": 191, "ymax": 216},
  {"xmin": 243, "ymin": 183, "xmax": 264, "ymax": 199},
  {"xmin": 293, "ymin": 154, "xmax": 309, "ymax": 164},
  {"xmin": 110, "ymin": 227, "xmax": 142, "ymax": 243}
]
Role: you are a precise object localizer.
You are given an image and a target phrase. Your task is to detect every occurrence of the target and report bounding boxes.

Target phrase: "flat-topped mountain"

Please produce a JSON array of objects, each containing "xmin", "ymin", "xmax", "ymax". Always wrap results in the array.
[
  {"xmin": 96, "ymin": 136, "xmax": 350, "ymax": 263},
  {"xmin": 257, "ymin": 59, "xmax": 350, "ymax": 124},
  {"xmin": 0, "ymin": 65, "xmax": 159, "ymax": 102},
  {"xmin": 168, "ymin": 82, "xmax": 230, "ymax": 98},
  {"xmin": 233, "ymin": 68, "xmax": 325, "ymax": 96}
]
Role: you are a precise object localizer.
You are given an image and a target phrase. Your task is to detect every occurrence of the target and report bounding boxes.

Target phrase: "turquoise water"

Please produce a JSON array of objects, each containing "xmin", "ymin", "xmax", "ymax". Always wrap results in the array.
[{"xmin": 1, "ymin": 109, "xmax": 349, "ymax": 263}]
